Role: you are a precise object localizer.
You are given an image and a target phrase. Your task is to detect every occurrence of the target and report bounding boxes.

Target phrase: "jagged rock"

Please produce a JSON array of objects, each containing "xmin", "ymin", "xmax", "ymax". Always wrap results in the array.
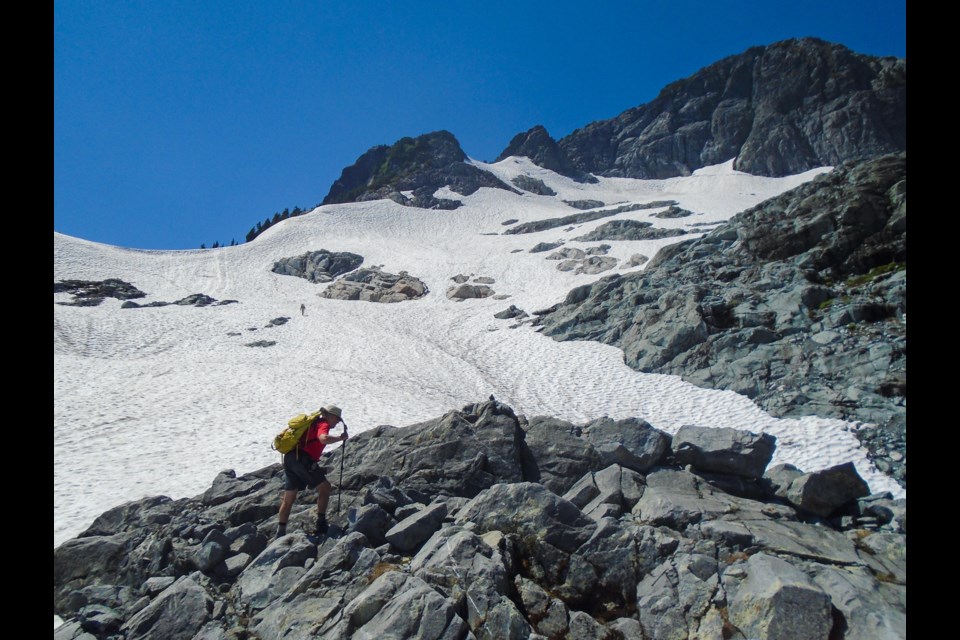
[
  {"xmin": 558, "ymin": 38, "xmax": 904, "ymax": 179},
  {"xmin": 564, "ymin": 199, "xmax": 605, "ymax": 210},
  {"xmin": 330, "ymin": 400, "xmax": 527, "ymax": 501},
  {"xmin": 808, "ymin": 563, "xmax": 906, "ymax": 640},
  {"xmin": 473, "ymin": 276, "xmax": 496, "ymax": 284},
  {"xmin": 518, "ymin": 416, "xmax": 604, "ymax": 495},
  {"xmin": 250, "ymin": 533, "xmax": 382, "ymax": 639},
  {"xmin": 784, "ymin": 462, "xmax": 870, "ymax": 517},
  {"xmin": 235, "ymin": 533, "xmax": 317, "ymax": 613},
  {"xmin": 636, "ymin": 553, "xmax": 720, "ymax": 639},
  {"xmin": 346, "ymin": 504, "xmax": 392, "ymax": 547},
  {"xmin": 606, "ymin": 617, "xmax": 644, "ymax": 639},
  {"xmin": 494, "ymin": 305, "xmax": 528, "ymax": 320},
  {"xmin": 362, "ymin": 476, "xmax": 415, "ymax": 514},
  {"xmin": 455, "ymin": 482, "xmax": 596, "ymax": 585},
  {"xmin": 409, "ymin": 526, "xmax": 509, "ymax": 632},
  {"xmin": 584, "ymin": 417, "xmax": 671, "ymax": 473},
  {"xmin": 272, "ymin": 250, "xmax": 364, "ymax": 283},
  {"xmin": 323, "ymin": 130, "xmax": 517, "ymax": 206},
  {"xmin": 54, "ymin": 278, "xmax": 147, "ymax": 306},
  {"xmin": 529, "ymin": 241, "xmax": 564, "ymax": 253},
  {"xmin": 514, "ymin": 576, "xmax": 569, "ymax": 637},
  {"xmin": 761, "ymin": 463, "xmax": 804, "ymax": 499},
  {"xmin": 384, "ymin": 502, "xmax": 448, "ymax": 553},
  {"xmin": 193, "ymin": 528, "xmax": 230, "ymax": 572},
  {"xmin": 511, "ymin": 175, "xmax": 557, "ymax": 195},
  {"xmin": 320, "ymin": 267, "xmax": 428, "ymax": 303},
  {"xmin": 120, "ymin": 575, "xmax": 214, "ymax": 640},
  {"xmin": 320, "ymin": 571, "xmax": 467, "ymax": 639},
  {"xmin": 496, "ymin": 125, "xmax": 596, "ymax": 183},
  {"xmin": 624, "ymin": 253, "xmax": 649, "ymax": 267},
  {"xmin": 573, "ymin": 219, "xmax": 688, "ymax": 241},
  {"xmin": 571, "ymin": 256, "xmax": 619, "ymax": 274},
  {"xmin": 77, "ymin": 604, "xmax": 124, "ymax": 636},
  {"xmin": 447, "ymin": 284, "xmax": 495, "ymax": 300},
  {"xmin": 563, "ymin": 464, "xmax": 646, "ymax": 522},
  {"xmin": 728, "ymin": 553, "xmax": 833, "ymax": 640},
  {"xmin": 546, "ymin": 247, "xmax": 586, "ymax": 261},
  {"xmin": 672, "ymin": 425, "xmax": 776, "ymax": 478},
  {"xmin": 504, "ymin": 202, "xmax": 664, "ymax": 235},
  {"xmin": 654, "ymin": 205, "xmax": 695, "ymax": 218}
]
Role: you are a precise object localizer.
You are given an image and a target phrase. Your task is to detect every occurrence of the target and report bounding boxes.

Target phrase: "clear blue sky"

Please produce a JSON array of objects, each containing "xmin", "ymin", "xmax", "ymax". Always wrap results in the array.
[{"xmin": 54, "ymin": 0, "xmax": 906, "ymax": 250}]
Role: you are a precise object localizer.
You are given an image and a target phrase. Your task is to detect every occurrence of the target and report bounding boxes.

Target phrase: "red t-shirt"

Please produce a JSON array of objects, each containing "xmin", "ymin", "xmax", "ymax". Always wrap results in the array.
[{"xmin": 298, "ymin": 418, "xmax": 331, "ymax": 461}]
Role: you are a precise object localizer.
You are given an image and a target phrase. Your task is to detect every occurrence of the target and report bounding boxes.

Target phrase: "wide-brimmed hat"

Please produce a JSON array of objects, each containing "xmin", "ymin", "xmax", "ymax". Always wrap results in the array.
[{"xmin": 322, "ymin": 405, "xmax": 343, "ymax": 418}]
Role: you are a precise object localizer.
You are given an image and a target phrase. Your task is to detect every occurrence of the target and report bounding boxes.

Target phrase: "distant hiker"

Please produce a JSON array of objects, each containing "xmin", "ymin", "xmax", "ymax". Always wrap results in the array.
[
  {"xmin": 300, "ymin": 303, "xmax": 306, "ymax": 316},
  {"xmin": 275, "ymin": 405, "xmax": 348, "ymax": 539}
]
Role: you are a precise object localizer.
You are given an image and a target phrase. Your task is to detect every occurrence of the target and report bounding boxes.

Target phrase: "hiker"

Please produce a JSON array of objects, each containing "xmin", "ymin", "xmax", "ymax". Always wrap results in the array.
[
  {"xmin": 275, "ymin": 405, "xmax": 348, "ymax": 539},
  {"xmin": 300, "ymin": 303, "xmax": 306, "ymax": 316}
]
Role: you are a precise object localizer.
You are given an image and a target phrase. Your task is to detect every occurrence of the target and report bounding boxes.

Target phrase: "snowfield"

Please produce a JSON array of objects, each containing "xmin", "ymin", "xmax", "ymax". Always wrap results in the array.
[{"xmin": 54, "ymin": 157, "xmax": 901, "ymax": 549}]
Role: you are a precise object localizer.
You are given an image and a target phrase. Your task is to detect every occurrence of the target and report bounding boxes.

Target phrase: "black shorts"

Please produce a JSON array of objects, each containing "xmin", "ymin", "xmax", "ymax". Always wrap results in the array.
[{"xmin": 283, "ymin": 451, "xmax": 328, "ymax": 491}]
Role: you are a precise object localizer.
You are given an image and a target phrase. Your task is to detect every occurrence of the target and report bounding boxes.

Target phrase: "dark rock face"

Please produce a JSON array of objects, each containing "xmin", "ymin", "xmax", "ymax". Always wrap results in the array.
[
  {"xmin": 54, "ymin": 400, "xmax": 905, "ymax": 640},
  {"xmin": 536, "ymin": 153, "xmax": 906, "ymax": 487},
  {"xmin": 557, "ymin": 38, "xmax": 905, "ymax": 178},
  {"xmin": 272, "ymin": 250, "xmax": 364, "ymax": 283},
  {"xmin": 496, "ymin": 125, "xmax": 597, "ymax": 183},
  {"xmin": 322, "ymin": 130, "xmax": 518, "ymax": 207}
]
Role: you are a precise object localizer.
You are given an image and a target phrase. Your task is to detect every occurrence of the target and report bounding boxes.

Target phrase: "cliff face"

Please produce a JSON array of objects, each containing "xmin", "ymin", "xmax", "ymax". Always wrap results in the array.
[
  {"xmin": 552, "ymin": 37, "xmax": 905, "ymax": 179},
  {"xmin": 54, "ymin": 400, "xmax": 905, "ymax": 640}
]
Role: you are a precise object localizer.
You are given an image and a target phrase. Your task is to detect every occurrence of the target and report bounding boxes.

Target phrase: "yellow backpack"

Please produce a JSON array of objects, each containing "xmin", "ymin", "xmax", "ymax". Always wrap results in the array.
[{"xmin": 271, "ymin": 411, "xmax": 321, "ymax": 454}]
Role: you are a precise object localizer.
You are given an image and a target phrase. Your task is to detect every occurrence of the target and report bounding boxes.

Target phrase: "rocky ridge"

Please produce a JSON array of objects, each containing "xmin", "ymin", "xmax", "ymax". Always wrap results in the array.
[
  {"xmin": 552, "ymin": 38, "xmax": 905, "ymax": 179},
  {"xmin": 535, "ymin": 153, "xmax": 906, "ymax": 486},
  {"xmin": 321, "ymin": 130, "xmax": 518, "ymax": 208},
  {"xmin": 54, "ymin": 400, "xmax": 905, "ymax": 640}
]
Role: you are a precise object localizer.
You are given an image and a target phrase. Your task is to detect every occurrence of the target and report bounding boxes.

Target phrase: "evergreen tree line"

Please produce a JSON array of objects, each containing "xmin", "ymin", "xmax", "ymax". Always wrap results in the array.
[{"xmin": 199, "ymin": 204, "xmax": 319, "ymax": 249}]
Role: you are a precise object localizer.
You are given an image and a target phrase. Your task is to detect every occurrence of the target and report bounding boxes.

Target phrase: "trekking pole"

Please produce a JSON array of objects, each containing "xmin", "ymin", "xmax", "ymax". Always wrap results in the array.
[{"xmin": 337, "ymin": 421, "xmax": 348, "ymax": 515}]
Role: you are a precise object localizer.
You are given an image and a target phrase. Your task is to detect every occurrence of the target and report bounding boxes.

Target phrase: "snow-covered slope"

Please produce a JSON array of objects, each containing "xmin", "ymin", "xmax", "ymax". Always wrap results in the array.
[{"xmin": 54, "ymin": 158, "xmax": 897, "ymax": 548}]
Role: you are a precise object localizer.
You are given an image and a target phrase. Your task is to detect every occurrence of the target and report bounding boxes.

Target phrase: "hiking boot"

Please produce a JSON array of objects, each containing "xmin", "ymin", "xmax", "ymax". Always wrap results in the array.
[
  {"xmin": 314, "ymin": 515, "xmax": 328, "ymax": 537},
  {"xmin": 275, "ymin": 524, "xmax": 287, "ymax": 540}
]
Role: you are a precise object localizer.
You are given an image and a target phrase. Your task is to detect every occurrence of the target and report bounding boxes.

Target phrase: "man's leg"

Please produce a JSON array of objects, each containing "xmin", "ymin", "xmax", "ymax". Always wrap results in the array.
[
  {"xmin": 277, "ymin": 490, "xmax": 298, "ymax": 538},
  {"xmin": 314, "ymin": 481, "xmax": 332, "ymax": 535}
]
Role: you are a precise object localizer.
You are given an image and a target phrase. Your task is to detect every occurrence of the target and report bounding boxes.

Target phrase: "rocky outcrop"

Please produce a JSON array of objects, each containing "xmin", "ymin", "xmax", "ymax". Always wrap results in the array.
[
  {"xmin": 510, "ymin": 174, "xmax": 556, "ymax": 196},
  {"xmin": 573, "ymin": 219, "xmax": 688, "ymax": 242},
  {"xmin": 272, "ymin": 250, "xmax": 364, "ymax": 283},
  {"xmin": 556, "ymin": 38, "xmax": 905, "ymax": 178},
  {"xmin": 504, "ymin": 201, "xmax": 676, "ymax": 235},
  {"xmin": 121, "ymin": 294, "xmax": 239, "ymax": 309},
  {"xmin": 319, "ymin": 268, "xmax": 428, "ymax": 303},
  {"xmin": 536, "ymin": 153, "xmax": 906, "ymax": 486},
  {"xmin": 54, "ymin": 279, "xmax": 146, "ymax": 306},
  {"xmin": 322, "ymin": 131, "xmax": 518, "ymax": 208},
  {"xmin": 496, "ymin": 125, "xmax": 596, "ymax": 183},
  {"xmin": 54, "ymin": 400, "xmax": 906, "ymax": 639}
]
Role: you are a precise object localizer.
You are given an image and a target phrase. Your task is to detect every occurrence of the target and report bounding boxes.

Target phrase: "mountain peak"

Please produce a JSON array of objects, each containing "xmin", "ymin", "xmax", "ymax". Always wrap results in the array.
[
  {"xmin": 555, "ymin": 37, "xmax": 905, "ymax": 179},
  {"xmin": 322, "ymin": 130, "xmax": 515, "ymax": 208},
  {"xmin": 495, "ymin": 126, "xmax": 596, "ymax": 183}
]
